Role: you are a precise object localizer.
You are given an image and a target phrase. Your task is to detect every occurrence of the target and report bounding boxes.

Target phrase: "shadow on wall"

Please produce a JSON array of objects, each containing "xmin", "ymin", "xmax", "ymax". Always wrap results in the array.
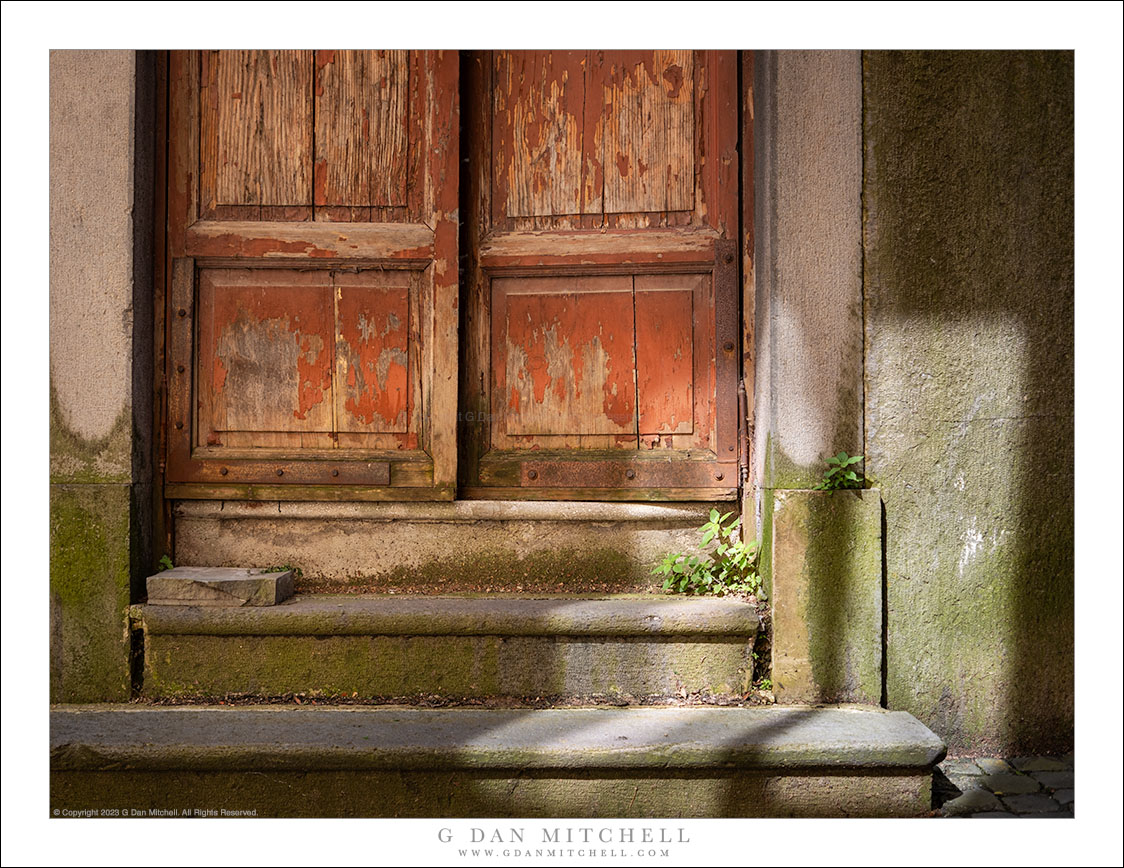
[{"xmin": 863, "ymin": 51, "xmax": 1074, "ymax": 754}]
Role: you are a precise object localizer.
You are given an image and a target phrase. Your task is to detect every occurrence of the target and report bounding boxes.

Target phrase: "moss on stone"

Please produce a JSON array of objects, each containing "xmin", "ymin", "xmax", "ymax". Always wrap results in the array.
[
  {"xmin": 141, "ymin": 633, "xmax": 753, "ymax": 699},
  {"xmin": 49, "ymin": 381, "xmax": 133, "ymax": 484},
  {"xmin": 50, "ymin": 484, "xmax": 133, "ymax": 701},
  {"xmin": 799, "ymin": 491, "xmax": 882, "ymax": 704}
]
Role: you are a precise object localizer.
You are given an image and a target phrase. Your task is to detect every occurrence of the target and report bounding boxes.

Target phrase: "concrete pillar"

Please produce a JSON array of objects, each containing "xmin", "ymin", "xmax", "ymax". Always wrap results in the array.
[
  {"xmin": 751, "ymin": 50, "xmax": 864, "ymax": 593},
  {"xmin": 50, "ymin": 50, "xmax": 153, "ymax": 701}
]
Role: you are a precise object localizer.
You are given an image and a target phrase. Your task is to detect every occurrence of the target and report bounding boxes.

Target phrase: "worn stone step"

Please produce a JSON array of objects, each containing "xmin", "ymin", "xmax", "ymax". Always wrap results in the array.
[
  {"xmin": 50, "ymin": 704, "xmax": 945, "ymax": 817},
  {"xmin": 135, "ymin": 595, "xmax": 759, "ymax": 698},
  {"xmin": 172, "ymin": 500, "xmax": 726, "ymax": 591}
]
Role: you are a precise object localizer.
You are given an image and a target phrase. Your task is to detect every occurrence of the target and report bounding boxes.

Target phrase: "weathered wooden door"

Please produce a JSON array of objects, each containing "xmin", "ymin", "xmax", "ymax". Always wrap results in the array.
[
  {"xmin": 460, "ymin": 51, "xmax": 740, "ymax": 499},
  {"xmin": 163, "ymin": 51, "xmax": 459, "ymax": 500},
  {"xmin": 162, "ymin": 50, "xmax": 740, "ymax": 504}
]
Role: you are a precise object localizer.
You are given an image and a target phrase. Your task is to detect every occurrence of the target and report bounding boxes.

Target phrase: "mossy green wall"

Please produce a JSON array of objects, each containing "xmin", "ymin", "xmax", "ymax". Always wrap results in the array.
[
  {"xmin": 50, "ymin": 485, "xmax": 134, "ymax": 701},
  {"xmin": 863, "ymin": 51, "xmax": 1074, "ymax": 753}
]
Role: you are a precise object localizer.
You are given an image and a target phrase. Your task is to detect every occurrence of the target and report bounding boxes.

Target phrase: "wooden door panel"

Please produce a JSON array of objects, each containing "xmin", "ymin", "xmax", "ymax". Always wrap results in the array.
[
  {"xmin": 494, "ymin": 276, "xmax": 636, "ymax": 438},
  {"xmin": 334, "ymin": 283, "xmax": 412, "ymax": 434},
  {"xmin": 198, "ymin": 270, "xmax": 335, "ymax": 437},
  {"xmin": 192, "ymin": 266, "xmax": 419, "ymax": 450},
  {"xmin": 599, "ymin": 50, "xmax": 695, "ymax": 214},
  {"xmin": 165, "ymin": 50, "xmax": 458, "ymax": 499},
  {"xmin": 494, "ymin": 51, "xmax": 591, "ymax": 219},
  {"xmin": 314, "ymin": 50, "xmax": 409, "ymax": 209},
  {"xmin": 201, "ymin": 50, "xmax": 314, "ymax": 213},
  {"xmin": 462, "ymin": 50, "xmax": 738, "ymax": 499},
  {"xmin": 635, "ymin": 283, "xmax": 695, "ymax": 437}
]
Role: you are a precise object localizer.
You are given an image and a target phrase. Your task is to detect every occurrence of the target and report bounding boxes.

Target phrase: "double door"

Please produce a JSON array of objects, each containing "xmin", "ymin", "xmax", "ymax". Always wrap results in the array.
[{"xmin": 162, "ymin": 50, "xmax": 741, "ymax": 501}]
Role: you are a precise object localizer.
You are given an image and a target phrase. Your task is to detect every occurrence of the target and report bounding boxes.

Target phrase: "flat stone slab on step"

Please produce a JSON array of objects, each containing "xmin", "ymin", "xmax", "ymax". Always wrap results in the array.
[
  {"xmin": 1031, "ymin": 770, "xmax": 1074, "ymax": 789},
  {"xmin": 1001, "ymin": 793, "xmax": 1064, "ymax": 814},
  {"xmin": 137, "ymin": 594, "xmax": 759, "ymax": 635},
  {"xmin": 146, "ymin": 567, "xmax": 293, "ymax": 607},
  {"xmin": 941, "ymin": 788, "xmax": 1002, "ymax": 816},
  {"xmin": 980, "ymin": 772, "xmax": 1039, "ymax": 795},
  {"xmin": 1010, "ymin": 756, "xmax": 1070, "ymax": 772}
]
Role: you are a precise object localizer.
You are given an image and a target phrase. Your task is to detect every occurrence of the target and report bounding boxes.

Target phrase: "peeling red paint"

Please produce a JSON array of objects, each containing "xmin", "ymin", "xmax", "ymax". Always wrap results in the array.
[
  {"xmin": 336, "ymin": 286, "xmax": 410, "ymax": 431},
  {"xmin": 313, "ymin": 159, "xmax": 328, "ymax": 207},
  {"xmin": 503, "ymin": 286, "xmax": 636, "ymax": 435},
  {"xmin": 206, "ymin": 282, "xmax": 333, "ymax": 432},
  {"xmin": 662, "ymin": 64, "xmax": 684, "ymax": 98}
]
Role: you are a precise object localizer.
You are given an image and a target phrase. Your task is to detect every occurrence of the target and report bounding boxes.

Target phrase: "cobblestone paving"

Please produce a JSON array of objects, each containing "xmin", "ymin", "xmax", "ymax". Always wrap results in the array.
[{"xmin": 934, "ymin": 753, "xmax": 1074, "ymax": 817}]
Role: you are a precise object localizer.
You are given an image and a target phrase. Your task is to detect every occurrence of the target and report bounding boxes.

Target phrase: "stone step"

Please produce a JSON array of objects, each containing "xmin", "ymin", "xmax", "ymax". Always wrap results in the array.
[
  {"xmin": 172, "ymin": 500, "xmax": 726, "ymax": 592},
  {"xmin": 50, "ymin": 704, "xmax": 945, "ymax": 818},
  {"xmin": 135, "ymin": 595, "xmax": 759, "ymax": 699}
]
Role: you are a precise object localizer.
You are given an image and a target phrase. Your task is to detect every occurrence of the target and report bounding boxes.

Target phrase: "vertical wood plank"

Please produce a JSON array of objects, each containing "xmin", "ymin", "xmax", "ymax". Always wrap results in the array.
[
  {"xmin": 170, "ymin": 51, "xmax": 199, "ymax": 240},
  {"xmin": 424, "ymin": 50, "xmax": 460, "ymax": 494},
  {"xmin": 166, "ymin": 258, "xmax": 197, "ymax": 481},
  {"xmin": 334, "ymin": 283, "xmax": 410, "ymax": 433},
  {"xmin": 205, "ymin": 50, "xmax": 312, "ymax": 207},
  {"xmin": 599, "ymin": 50, "xmax": 694, "ymax": 214},
  {"xmin": 314, "ymin": 50, "xmax": 408, "ymax": 208},
  {"xmin": 494, "ymin": 51, "xmax": 588, "ymax": 218},
  {"xmin": 260, "ymin": 50, "xmax": 313, "ymax": 205},
  {"xmin": 635, "ymin": 287, "xmax": 694, "ymax": 435},
  {"xmin": 741, "ymin": 50, "xmax": 756, "ymax": 501}
]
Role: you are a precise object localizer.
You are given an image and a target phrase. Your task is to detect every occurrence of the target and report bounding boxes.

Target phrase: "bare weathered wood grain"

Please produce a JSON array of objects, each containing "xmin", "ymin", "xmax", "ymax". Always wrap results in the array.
[
  {"xmin": 204, "ymin": 50, "xmax": 313, "ymax": 207},
  {"xmin": 599, "ymin": 51, "xmax": 694, "ymax": 215},
  {"xmin": 314, "ymin": 50, "xmax": 408, "ymax": 208},
  {"xmin": 494, "ymin": 51, "xmax": 588, "ymax": 218}
]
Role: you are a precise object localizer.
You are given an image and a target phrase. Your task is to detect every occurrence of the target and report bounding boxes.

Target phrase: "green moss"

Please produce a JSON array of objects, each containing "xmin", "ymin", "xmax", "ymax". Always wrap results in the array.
[
  {"xmin": 50, "ymin": 484, "xmax": 133, "ymax": 701},
  {"xmin": 758, "ymin": 487, "xmax": 775, "ymax": 601},
  {"xmin": 799, "ymin": 491, "xmax": 882, "ymax": 704},
  {"xmin": 49, "ymin": 380, "xmax": 133, "ymax": 484},
  {"xmin": 141, "ymin": 633, "xmax": 751, "ymax": 699}
]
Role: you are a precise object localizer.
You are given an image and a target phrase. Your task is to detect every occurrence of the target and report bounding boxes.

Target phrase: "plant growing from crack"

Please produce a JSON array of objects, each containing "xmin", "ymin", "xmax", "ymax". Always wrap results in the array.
[
  {"xmin": 814, "ymin": 451, "xmax": 867, "ymax": 491},
  {"xmin": 652, "ymin": 509, "xmax": 764, "ymax": 598}
]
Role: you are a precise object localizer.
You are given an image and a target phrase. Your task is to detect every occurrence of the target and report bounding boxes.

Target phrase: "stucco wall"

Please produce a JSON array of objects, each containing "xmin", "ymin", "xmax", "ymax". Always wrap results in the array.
[
  {"xmin": 863, "ymin": 51, "xmax": 1074, "ymax": 754},
  {"xmin": 49, "ymin": 50, "xmax": 153, "ymax": 701}
]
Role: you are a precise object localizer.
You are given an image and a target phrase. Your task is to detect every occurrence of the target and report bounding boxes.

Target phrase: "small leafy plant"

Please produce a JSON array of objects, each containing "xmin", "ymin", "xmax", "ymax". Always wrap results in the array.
[
  {"xmin": 814, "ymin": 451, "xmax": 866, "ymax": 491},
  {"xmin": 652, "ymin": 509, "xmax": 764, "ymax": 598},
  {"xmin": 156, "ymin": 555, "xmax": 175, "ymax": 572},
  {"xmin": 264, "ymin": 563, "xmax": 304, "ymax": 580}
]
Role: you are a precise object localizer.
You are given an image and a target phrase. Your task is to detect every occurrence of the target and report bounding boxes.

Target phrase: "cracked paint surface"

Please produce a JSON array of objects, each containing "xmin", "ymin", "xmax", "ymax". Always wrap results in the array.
[{"xmin": 504, "ymin": 290, "xmax": 635, "ymax": 435}]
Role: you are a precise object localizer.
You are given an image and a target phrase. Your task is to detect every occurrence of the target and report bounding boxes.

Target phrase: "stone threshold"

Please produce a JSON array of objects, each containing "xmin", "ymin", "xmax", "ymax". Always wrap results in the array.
[{"xmin": 173, "ymin": 499, "xmax": 721, "ymax": 523}]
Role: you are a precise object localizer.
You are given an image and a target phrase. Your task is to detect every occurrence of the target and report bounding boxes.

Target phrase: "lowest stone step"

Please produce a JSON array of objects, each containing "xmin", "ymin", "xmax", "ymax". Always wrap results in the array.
[
  {"xmin": 51, "ymin": 704, "xmax": 946, "ymax": 817},
  {"xmin": 134, "ymin": 595, "xmax": 759, "ymax": 698}
]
